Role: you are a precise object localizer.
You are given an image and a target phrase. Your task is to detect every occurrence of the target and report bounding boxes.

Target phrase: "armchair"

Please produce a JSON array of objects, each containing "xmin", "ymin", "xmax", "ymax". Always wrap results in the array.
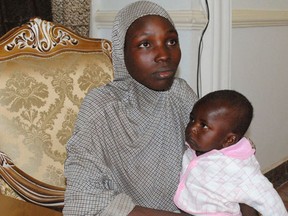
[{"xmin": 0, "ymin": 17, "xmax": 113, "ymax": 211}]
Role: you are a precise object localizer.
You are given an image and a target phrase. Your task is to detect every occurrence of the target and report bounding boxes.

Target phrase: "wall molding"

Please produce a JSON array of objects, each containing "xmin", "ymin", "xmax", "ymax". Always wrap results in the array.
[
  {"xmin": 93, "ymin": 10, "xmax": 207, "ymax": 30},
  {"xmin": 233, "ymin": 10, "xmax": 288, "ymax": 28},
  {"xmin": 92, "ymin": 9, "xmax": 288, "ymax": 30}
]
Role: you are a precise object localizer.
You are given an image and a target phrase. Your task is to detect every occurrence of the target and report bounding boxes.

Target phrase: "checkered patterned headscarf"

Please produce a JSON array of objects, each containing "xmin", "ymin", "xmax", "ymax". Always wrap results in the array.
[
  {"xmin": 112, "ymin": 0, "xmax": 174, "ymax": 81},
  {"xmin": 102, "ymin": 0, "xmax": 197, "ymax": 210}
]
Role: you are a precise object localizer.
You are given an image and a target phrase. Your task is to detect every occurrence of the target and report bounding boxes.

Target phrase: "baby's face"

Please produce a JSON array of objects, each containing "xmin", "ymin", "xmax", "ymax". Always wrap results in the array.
[
  {"xmin": 124, "ymin": 15, "xmax": 181, "ymax": 91},
  {"xmin": 185, "ymin": 102, "xmax": 234, "ymax": 155}
]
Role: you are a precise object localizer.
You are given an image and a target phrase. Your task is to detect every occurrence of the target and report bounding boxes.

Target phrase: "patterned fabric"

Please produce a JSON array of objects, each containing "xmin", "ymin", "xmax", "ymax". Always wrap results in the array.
[
  {"xmin": 51, "ymin": 0, "xmax": 90, "ymax": 37},
  {"xmin": 174, "ymin": 138, "xmax": 288, "ymax": 216},
  {"xmin": 64, "ymin": 1, "xmax": 198, "ymax": 216},
  {"xmin": 0, "ymin": 52, "xmax": 113, "ymax": 197},
  {"xmin": 0, "ymin": 179, "xmax": 23, "ymax": 201}
]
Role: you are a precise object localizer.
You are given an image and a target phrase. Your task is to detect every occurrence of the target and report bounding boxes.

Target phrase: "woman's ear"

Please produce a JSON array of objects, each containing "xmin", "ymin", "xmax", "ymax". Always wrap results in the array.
[{"xmin": 223, "ymin": 133, "xmax": 237, "ymax": 148}]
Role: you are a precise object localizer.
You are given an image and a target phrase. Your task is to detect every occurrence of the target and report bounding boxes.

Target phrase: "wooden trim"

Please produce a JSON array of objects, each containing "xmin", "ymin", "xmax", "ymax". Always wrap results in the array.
[
  {"xmin": 264, "ymin": 159, "xmax": 288, "ymax": 188},
  {"xmin": 0, "ymin": 17, "xmax": 112, "ymax": 61},
  {"xmin": 0, "ymin": 151, "xmax": 64, "ymax": 210}
]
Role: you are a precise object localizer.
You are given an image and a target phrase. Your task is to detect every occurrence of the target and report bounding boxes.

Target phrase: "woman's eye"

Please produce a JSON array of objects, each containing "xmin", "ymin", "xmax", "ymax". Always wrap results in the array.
[
  {"xmin": 167, "ymin": 39, "xmax": 178, "ymax": 46},
  {"xmin": 139, "ymin": 41, "xmax": 150, "ymax": 48}
]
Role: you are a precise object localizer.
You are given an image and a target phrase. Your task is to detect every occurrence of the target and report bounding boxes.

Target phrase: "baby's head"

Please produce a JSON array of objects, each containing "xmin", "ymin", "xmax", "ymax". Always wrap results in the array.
[{"xmin": 185, "ymin": 90, "xmax": 253, "ymax": 155}]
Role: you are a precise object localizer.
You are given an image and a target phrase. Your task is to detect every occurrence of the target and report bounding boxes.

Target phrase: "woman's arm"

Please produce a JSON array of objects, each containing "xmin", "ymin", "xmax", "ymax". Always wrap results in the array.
[
  {"xmin": 128, "ymin": 206, "xmax": 190, "ymax": 216},
  {"xmin": 128, "ymin": 204, "xmax": 258, "ymax": 216},
  {"xmin": 63, "ymin": 113, "xmax": 130, "ymax": 215}
]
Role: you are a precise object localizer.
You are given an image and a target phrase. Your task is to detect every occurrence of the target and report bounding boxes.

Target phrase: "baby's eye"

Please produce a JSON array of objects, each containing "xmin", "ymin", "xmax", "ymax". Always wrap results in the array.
[
  {"xmin": 139, "ymin": 41, "xmax": 150, "ymax": 48},
  {"xmin": 200, "ymin": 123, "xmax": 208, "ymax": 129},
  {"xmin": 189, "ymin": 115, "xmax": 194, "ymax": 122}
]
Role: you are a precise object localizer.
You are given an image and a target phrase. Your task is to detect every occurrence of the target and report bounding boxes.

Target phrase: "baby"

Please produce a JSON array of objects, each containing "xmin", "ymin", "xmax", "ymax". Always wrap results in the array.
[{"xmin": 174, "ymin": 90, "xmax": 287, "ymax": 216}]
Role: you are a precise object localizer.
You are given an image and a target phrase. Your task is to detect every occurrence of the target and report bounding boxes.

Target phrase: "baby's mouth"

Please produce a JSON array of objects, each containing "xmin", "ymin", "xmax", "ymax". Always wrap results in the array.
[{"xmin": 186, "ymin": 138, "xmax": 198, "ymax": 150}]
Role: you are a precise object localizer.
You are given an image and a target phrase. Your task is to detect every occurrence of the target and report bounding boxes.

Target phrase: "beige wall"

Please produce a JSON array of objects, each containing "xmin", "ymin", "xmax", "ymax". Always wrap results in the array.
[
  {"xmin": 231, "ymin": 0, "xmax": 288, "ymax": 172},
  {"xmin": 90, "ymin": 0, "xmax": 288, "ymax": 172}
]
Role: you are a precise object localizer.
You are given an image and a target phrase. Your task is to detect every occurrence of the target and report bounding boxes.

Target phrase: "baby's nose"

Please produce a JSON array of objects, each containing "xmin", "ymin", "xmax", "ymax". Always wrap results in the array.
[{"xmin": 191, "ymin": 126, "xmax": 198, "ymax": 134}]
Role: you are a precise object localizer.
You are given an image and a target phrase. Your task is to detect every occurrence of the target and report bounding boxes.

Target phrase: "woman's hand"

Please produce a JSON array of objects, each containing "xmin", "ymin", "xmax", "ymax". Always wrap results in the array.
[{"xmin": 240, "ymin": 203, "xmax": 260, "ymax": 216}]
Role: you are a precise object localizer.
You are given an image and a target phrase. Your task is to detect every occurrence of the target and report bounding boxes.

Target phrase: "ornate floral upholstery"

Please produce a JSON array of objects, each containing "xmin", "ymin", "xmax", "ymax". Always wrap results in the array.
[{"xmin": 0, "ymin": 17, "xmax": 113, "ymax": 210}]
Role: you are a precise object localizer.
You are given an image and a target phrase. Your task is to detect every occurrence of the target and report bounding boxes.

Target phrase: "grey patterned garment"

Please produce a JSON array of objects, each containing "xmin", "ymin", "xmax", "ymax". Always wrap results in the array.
[{"xmin": 63, "ymin": 1, "xmax": 198, "ymax": 215}]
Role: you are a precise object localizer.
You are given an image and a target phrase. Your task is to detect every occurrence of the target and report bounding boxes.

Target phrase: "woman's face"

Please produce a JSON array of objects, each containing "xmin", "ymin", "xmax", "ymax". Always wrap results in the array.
[{"xmin": 124, "ymin": 15, "xmax": 181, "ymax": 91}]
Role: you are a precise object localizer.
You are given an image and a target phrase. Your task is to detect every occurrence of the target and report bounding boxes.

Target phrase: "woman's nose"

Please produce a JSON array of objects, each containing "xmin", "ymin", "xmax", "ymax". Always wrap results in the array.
[{"xmin": 155, "ymin": 46, "xmax": 169, "ymax": 62}]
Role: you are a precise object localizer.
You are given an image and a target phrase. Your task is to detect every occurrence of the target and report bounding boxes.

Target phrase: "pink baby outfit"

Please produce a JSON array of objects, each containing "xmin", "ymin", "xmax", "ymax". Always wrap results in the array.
[{"xmin": 174, "ymin": 137, "xmax": 287, "ymax": 216}]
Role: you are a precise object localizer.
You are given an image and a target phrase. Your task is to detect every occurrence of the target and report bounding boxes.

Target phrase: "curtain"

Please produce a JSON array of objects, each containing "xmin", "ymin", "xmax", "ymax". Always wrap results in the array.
[
  {"xmin": 0, "ymin": 0, "xmax": 52, "ymax": 37},
  {"xmin": 51, "ymin": 0, "xmax": 90, "ymax": 37}
]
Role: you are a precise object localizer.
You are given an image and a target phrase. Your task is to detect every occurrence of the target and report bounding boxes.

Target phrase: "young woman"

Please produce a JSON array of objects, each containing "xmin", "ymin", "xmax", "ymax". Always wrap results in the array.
[{"xmin": 64, "ymin": 1, "xmax": 258, "ymax": 215}]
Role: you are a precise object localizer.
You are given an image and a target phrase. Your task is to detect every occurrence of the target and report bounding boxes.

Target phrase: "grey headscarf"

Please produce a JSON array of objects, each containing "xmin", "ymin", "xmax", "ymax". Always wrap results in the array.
[
  {"xmin": 112, "ymin": 0, "xmax": 174, "ymax": 81},
  {"xmin": 104, "ymin": 0, "xmax": 197, "ymax": 210}
]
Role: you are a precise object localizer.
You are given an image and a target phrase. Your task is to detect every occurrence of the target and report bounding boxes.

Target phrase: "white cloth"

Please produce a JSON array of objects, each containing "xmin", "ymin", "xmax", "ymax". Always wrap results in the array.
[{"xmin": 174, "ymin": 137, "xmax": 287, "ymax": 216}]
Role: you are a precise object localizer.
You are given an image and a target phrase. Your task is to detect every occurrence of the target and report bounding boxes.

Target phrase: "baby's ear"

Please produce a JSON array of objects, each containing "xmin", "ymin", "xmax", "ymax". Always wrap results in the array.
[{"xmin": 223, "ymin": 133, "xmax": 237, "ymax": 148}]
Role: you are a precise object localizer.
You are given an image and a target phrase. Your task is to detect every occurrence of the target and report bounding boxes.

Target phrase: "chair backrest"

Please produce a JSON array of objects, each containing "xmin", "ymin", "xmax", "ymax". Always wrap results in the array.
[{"xmin": 0, "ymin": 17, "xmax": 113, "ymax": 210}]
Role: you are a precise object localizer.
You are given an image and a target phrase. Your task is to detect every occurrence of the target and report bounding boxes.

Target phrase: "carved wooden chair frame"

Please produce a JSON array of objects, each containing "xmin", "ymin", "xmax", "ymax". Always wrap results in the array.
[{"xmin": 0, "ymin": 17, "xmax": 112, "ymax": 211}]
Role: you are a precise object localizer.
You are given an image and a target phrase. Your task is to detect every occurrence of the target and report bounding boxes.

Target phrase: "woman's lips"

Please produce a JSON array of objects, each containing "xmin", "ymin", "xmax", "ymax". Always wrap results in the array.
[{"xmin": 155, "ymin": 70, "xmax": 175, "ymax": 79}]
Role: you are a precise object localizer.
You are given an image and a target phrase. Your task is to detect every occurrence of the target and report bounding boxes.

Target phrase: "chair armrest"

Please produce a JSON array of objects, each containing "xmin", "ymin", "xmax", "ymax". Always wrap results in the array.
[{"xmin": 0, "ymin": 151, "xmax": 64, "ymax": 210}]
